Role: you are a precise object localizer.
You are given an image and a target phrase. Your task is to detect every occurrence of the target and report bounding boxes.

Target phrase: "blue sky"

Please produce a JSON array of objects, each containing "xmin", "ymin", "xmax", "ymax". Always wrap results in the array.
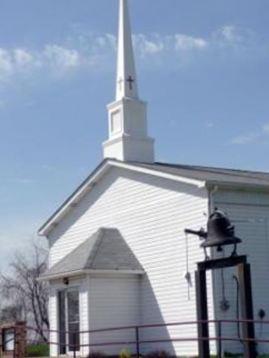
[{"xmin": 0, "ymin": 0, "xmax": 269, "ymax": 272}]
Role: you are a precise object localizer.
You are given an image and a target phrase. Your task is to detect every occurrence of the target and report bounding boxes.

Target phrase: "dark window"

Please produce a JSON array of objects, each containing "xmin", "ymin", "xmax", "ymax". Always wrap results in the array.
[
  {"xmin": 58, "ymin": 291, "xmax": 67, "ymax": 355},
  {"xmin": 67, "ymin": 291, "xmax": 80, "ymax": 352},
  {"xmin": 58, "ymin": 289, "xmax": 80, "ymax": 354}
]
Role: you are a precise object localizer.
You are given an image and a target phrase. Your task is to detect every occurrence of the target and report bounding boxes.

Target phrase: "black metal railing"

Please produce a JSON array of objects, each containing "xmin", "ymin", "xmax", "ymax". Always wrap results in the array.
[{"xmin": 5, "ymin": 319, "xmax": 269, "ymax": 358}]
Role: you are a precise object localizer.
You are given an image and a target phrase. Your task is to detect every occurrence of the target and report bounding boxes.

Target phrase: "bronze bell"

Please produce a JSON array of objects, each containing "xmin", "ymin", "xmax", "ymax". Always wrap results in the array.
[{"xmin": 201, "ymin": 210, "xmax": 241, "ymax": 251}]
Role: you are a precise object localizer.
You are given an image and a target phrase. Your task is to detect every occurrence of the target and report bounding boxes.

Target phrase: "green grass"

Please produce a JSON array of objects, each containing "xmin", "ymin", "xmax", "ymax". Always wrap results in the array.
[{"xmin": 26, "ymin": 343, "xmax": 49, "ymax": 357}]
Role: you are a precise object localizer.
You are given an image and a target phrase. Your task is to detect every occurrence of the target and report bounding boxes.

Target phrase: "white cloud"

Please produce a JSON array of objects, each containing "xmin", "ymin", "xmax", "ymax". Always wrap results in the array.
[
  {"xmin": 134, "ymin": 33, "xmax": 208, "ymax": 58},
  {"xmin": 263, "ymin": 123, "xmax": 269, "ymax": 133},
  {"xmin": 94, "ymin": 34, "xmax": 116, "ymax": 50},
  {"xmin": 145, "ymin": 41, "xmax": 164, "ymax": 54},
  {"xmin": 174, "ymin": 34, "xmax": 208, "ymax": 51},
  {"xmin": 0, "ymin": 49, "xmax": 13, "ymax": 78},
  {"xmin": 220, "ymin": 25, "xmax": 242, "ymax": 43},
  {"xmin": 134, "ymin": 34, "xmax": 164, "ymax": 56},
  {"xmin": 44, "ymin": 45, "xmax": 81, "ymax": 70},
  {"xmin": 0, "ymin": 45, "xmax": 90, "ymax": 83},
  {"xmin": 0, "ymin": 25, "xmax": 258, "ymax": 86},
  {"xmin": 213, "ymin": 25, "xmax": 256, "ymax": 51},
  {"xmin": 232, "ymin": 122, "xmax": 269, "ymax": 145},
  {"xmin": 232, "ymin": 133, "xmax": 259, "ymax": 145},
  {"xmin": 0, "ymin": 33, "xmax": 117, "ymax": 84},
  {"xmin": 0, "ymin": 48, "xmax": 38, "ymax": 80},
  {"xmin": 14, "ymin": 49, "xmax": 34, "ymax": 67}
]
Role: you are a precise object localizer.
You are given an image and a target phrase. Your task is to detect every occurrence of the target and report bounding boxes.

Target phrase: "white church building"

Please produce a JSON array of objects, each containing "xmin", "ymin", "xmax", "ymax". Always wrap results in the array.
[{"xmin": 39, "ymin": 0, "xmax": 269, "ymax": 356}]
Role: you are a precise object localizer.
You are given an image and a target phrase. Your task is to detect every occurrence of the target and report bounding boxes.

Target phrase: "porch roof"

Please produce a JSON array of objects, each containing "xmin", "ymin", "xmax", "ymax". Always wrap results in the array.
[{"xmin": 40, "ymin": 228, "xmax": 144, "ymax": 280}]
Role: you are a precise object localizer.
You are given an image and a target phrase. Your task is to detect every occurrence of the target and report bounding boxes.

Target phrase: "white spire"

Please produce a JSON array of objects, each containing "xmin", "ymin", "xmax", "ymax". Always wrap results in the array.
[
  {"xmin": 116, "ymin": 0, "xmax": 138, "ymax": 100},
  {"xmin": 102, "ymin": 0, "xmax": 155, "ymax": 163}
]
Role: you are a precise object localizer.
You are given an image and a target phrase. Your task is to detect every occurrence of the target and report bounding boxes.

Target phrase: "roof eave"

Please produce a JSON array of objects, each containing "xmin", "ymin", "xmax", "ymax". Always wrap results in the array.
[
  {"xmin": 38, "ymin": 159, "xmax": 113, "ymax": 236},
  {"xmin": 38, "ymin": 268, "xmax": 145, "ymax": 281},
  {"xmin": 206, "ymin": 180, "xmax": 269, "ymax": 192}
]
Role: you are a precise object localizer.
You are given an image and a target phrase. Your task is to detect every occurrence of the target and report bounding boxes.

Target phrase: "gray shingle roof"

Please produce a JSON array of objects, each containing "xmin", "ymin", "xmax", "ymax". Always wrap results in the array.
[
  {"xmin": 131, "ymin": 161, "xmax": 269, "ymax": 187},
  {"xmin": 41, "ymin": 228, "xmax": 143, "ymax": 278}
]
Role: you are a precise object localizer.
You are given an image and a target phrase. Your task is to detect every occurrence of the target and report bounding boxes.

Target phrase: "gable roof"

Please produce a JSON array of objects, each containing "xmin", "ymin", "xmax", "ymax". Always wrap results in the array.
[
  {"xmin": 40, "ymin": 228, "xmax": 144, "ymax": 280},
  {"xmin": 38, "ymin": 159, "xmax": 269, "ymax": 236}
]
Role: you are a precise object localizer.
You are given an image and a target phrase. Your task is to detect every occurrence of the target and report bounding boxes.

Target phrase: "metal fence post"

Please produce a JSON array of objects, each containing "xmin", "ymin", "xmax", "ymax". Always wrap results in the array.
[
  {"xmin": 238, "ymin": 263, "xmax": 257, "ymax": 358},
  {"xmin": 195, "ymin": 269, "xmax": 210, "ymax": 358},
  {"xmin": 73, "ymin": 332, "xmax": 76, "ymax": 358},
  {"xmin": 13, "ymin": 327, "xmax": 16, "ymax": 358},
  {"xmin": 135, "ymin": 327, "xmax": 140, "ymax": 358},
  {"xmin": 217, "ymin": 321, "xmax": 222, "ymax": 358}
]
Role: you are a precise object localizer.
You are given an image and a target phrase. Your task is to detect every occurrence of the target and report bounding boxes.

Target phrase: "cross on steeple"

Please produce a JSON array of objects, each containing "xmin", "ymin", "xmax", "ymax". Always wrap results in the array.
[{"xmin": 127, "ymin": 75, "xmax": 135, "ymax": 90}]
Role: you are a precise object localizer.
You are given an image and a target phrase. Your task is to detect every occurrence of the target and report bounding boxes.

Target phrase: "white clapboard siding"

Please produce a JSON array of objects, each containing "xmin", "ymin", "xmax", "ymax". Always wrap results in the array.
[
  {"xmin": 213, "ymin": 189, "xmax": 269, "ymax": 355},
  {"xmin": 88, "ymin": 275, "xmax": 141, "ymax": 355},
  {"xmin": 48, "ymin": 288, "xmax": 58, "ymax": 357},
  {"xmin": 80, "ymin": 278, "xmax": 90, "ymax": 357},
  {"xmin": 47, "ymin": 167, "xmax": 212, "ymax": 356}
]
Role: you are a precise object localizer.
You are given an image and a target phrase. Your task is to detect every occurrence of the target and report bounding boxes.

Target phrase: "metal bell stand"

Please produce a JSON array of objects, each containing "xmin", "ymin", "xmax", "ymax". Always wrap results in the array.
[{"xmin": 185, "ymin": 210, "xmax": 256, "ymax": 358}]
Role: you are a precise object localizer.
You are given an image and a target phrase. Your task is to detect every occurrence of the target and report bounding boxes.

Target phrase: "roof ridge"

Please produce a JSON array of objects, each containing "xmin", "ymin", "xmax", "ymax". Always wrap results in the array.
[{"xmin": 86, "ymin": 228, "xmax": 106, "ymax": 269}]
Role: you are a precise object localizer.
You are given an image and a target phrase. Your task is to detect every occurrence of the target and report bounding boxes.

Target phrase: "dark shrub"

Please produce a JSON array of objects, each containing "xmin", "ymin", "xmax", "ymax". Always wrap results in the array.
[
  {"xmin": 26, "ymin": 343, "xmax": 49, "ymax": 357},
  {"xmin": 144, "ymin": 350, "xmax": 172, "ymax": 358}
]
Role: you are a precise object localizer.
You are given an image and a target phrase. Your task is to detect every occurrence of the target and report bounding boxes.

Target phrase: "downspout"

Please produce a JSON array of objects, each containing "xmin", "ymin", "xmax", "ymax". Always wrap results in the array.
[
  {"xmin": 209, "ymin": 184, "xmax": 219, "ymax": 214},
  {"xmin": 207, "ymin": 184, "xmax": 220, "ymax": 355}
]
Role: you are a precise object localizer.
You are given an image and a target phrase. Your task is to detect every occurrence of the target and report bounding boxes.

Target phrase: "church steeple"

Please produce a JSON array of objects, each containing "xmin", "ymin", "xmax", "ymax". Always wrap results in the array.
[
  {"xmin": 116, "ymin": 0, "xmax": 138, "ymax": 100},
  {"xmin": 103, "ymin": 0, "xmax": 155, "ymax": 163}
]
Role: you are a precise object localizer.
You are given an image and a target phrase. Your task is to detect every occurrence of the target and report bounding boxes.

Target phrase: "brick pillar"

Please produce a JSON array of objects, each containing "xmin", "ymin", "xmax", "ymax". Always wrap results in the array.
[
  {"xmin": 14, "ymin": 322, "xmax": 26, "ymax": 358},
  {"xmin": 0, "ymin": 321, "xmax": 26, "ymax": 358}
]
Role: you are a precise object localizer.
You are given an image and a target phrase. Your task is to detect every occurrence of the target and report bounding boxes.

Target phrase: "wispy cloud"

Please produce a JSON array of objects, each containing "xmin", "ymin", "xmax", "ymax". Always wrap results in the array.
[
  {"xmin": 43, "ymin": 45, "xmax": 81, "ymax": 70},
  {"xmin": 232, "ymin": 133, "xmax": 260, "ymax": 145},
  {"xmin": 133, "ymin": 25, "xmax": 257, "ymax": 60},
  {"xmin": 0, "ymin": 33, "xmax": 116, "ymax": 83},
  {"xmin": 134, "ymin": 34, "xmax": 165, "ymax": 56},
  {"xmin": 134, "ymin": 33, "xmax": 208, "ymax": 58},
  {"xmin": 263, "ymin": 123, "xmax": 269, "ymax": 133},
  {"xmin": 0, "ymin": 46, "xmax": 89, "ymax": 82},
  {"xmin": 218, "ymin": 25, "xmax": 243, "ymax": 43},
  {"xmin": 232, "ymin": 122, "xmax": 269, "ymax": 145},
  {"xmin": 174, "ymin": 34, "xmax": 208, "ymax": 51},
  {"xmin": 0, "ymin": 25, "xmax": 262, "ymax": 86}
]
